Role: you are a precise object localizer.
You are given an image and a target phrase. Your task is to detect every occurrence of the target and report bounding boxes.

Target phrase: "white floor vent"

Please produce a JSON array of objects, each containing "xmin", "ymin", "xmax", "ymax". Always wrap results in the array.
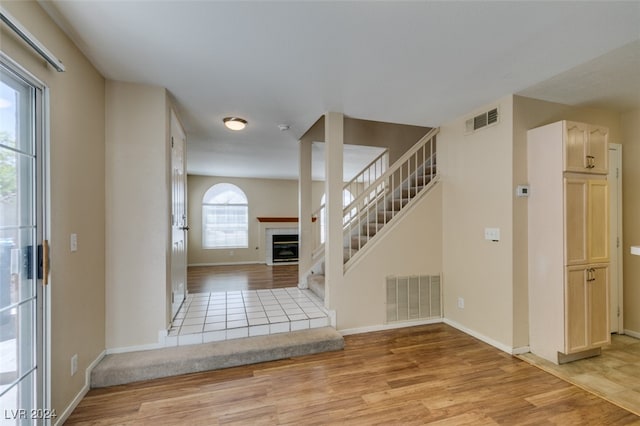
[{"xmin": 386, "ymin": 275, "xmax": 442, "ymax": 323}]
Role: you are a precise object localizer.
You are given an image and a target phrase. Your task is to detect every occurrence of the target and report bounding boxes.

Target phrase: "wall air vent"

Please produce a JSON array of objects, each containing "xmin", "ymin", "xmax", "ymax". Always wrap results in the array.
[
  {"xmin": 386, "ymin": 275, "xmax": 442, "ymax": 323},
  {"xmin": 465, "ymin": 107, "xmax": 499, "ymax": 134}
]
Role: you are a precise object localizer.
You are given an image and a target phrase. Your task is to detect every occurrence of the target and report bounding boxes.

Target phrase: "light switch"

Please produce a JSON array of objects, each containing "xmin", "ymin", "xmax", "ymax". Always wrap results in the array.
[
  {"xmin": 70, "ymin": 233, "xmax": 78, "ymax": 252},
  {"xmin": 484, "ymin": 227, "xmax": 500, "ymax": 242}
]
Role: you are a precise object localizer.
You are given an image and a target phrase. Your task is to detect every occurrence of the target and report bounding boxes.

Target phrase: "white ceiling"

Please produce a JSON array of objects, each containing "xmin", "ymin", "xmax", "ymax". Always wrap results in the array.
[{"xmin": 42, "ymin": 1, "xmax": 640, "ymax": 180}]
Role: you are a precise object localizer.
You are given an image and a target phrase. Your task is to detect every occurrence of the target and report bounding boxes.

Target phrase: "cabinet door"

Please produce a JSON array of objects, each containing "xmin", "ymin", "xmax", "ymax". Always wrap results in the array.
[
  {"xmin": 565, "ymin": 266, "xmax": 589, "ymax": 354},
  {"xmin": 564, "ymin": 122, "xmax": 589, "ymax": 173},
  {"xmin": 588, "ymin": 180, "xmax": 609, "ymax": 263},
  {"xmin": 587, "ymin": 126, "xmax": 609, "ymax": 174},
  {"xmin": 589, "ymin": 264, "xmax": 610, "ymax": 347},
  {"xmin": 564, "ymin": 178, "xmax": 588, "ymax": 265}
]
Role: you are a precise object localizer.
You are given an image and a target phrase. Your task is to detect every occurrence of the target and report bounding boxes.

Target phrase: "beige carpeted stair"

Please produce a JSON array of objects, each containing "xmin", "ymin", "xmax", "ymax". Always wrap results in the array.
[{"xmin": 91, "ymin": 327, "xmax": 344, "ymax": 388}]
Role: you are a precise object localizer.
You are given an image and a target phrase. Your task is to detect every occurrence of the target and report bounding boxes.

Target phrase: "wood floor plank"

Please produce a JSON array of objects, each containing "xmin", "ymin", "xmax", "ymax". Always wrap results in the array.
[
  {"xmin": 65, "ymin": 324, "xmax": 639, "ymax": 425},
  {"xmin": 187, "ymin": 264, "xmax": 298, "ymax": 293}
]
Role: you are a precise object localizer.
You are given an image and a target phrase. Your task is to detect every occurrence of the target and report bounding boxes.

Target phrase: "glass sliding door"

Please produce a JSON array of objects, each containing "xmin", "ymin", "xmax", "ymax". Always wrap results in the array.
[{"xmin": 0, "ymin": 57, "xmax": 46, "ymax": 425}]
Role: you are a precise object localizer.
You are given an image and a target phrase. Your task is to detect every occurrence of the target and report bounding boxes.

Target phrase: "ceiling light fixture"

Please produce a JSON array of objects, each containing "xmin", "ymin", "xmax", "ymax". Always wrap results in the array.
[{"xmin": 223, "ymin": 117, "xmax": 247, "ymax": 131}]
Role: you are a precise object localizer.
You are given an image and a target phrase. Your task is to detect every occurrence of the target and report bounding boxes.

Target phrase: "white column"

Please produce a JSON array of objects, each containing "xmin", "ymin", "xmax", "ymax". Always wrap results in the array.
[
  {"xmin": 324, "ymin": 112, "xmax": 344, "ymax": 309},
  {"xmin": 298, "ymin": 138, "xmax": 313, "ymax": 287}
]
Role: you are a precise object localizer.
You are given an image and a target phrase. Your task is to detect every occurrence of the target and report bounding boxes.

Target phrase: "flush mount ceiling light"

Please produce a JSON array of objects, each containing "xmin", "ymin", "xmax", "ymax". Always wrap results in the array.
[{"xmin": 223, "ymin": 117, "xmax": 247, "ymax": 131}]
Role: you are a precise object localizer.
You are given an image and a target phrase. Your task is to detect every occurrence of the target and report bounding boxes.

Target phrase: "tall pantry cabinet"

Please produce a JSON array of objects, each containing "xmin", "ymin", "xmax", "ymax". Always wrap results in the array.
[{"xmin": 528, "ymin": 120, "xmax": 610, "ymax": 365}]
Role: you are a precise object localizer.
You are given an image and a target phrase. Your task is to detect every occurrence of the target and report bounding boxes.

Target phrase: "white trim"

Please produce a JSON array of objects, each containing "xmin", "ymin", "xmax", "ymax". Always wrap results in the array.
[
  {"xmin": 609, "ymin": 144, "xmax": 624, "ymax": 334},
  {"xmin": 54, "ymin": 350, "xmax": 106, "ymax": 426},
  {"xmin": 624, "ymin": 329, "xmax": 640, "ymax": 339},
  {"xmin": 187, "ymin": 261, "xmax": 263, "ymax": 267},
  {"xmin": 512, "ymin": 346, "xmax": 531, "ymax": 355},
  {"xmin": 339, "ymin": 318, "xmax": 443, "ymax": 336},
  {"xmin": 443, "ymin": 318, "xmax": 515, "ymax": 355},
  {"xmin": 106, "ymin": 342, "xmax": 164, "ymax": 355}
]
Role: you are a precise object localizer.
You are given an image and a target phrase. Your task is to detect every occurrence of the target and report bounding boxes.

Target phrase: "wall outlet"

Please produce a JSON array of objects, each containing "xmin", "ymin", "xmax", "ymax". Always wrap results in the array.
[
  {"xmin": 71, "ymin": 354, "xmax": 78, "ymax": 376},
  {"xmin": 457, "ymin": 297, "xmax": 465, "ymax": 309},
  {"xmin": 70, "ymin": 233, "xmax": 78, "ymax": 252}
]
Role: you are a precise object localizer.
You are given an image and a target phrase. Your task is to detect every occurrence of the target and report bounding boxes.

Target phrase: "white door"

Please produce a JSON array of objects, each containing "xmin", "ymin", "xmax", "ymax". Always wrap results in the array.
[
  {"xmin": 170, "ymin": 111, "xmax": 187, "ymax": 319},
  {"xmin": 0, "ymin": 58, "xmax": 48, "ymax": 421},
  {"xmin": 608, "ymin": 144, "xmax": 623, "ymax": 333}
]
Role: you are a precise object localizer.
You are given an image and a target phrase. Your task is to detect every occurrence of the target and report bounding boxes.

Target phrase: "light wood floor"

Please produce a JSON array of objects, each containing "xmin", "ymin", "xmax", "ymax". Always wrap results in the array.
[
  {"xmin": 66, "ymin": 324, "xmax": 638, "ymax": 425},
  {"xmin": 519, "ymin": 334, "xmax": 640, "ymax": 416},
  {"xmin": 187, "ymin": 264, "xmax": 299, "ymax": 293}
]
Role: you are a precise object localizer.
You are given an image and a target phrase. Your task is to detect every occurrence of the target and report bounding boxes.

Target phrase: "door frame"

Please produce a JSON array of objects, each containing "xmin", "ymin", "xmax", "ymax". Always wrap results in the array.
[
  {"xmin": 608, "ymin": 143, "xmax": 623, "ymax": 333},
  {"xmin": 170, "ymin": 109, "xmax": 187, "ymax": 321},
  {"xmin": 0, "ymin": 51, "xmax": 51, "ymax": 418}
]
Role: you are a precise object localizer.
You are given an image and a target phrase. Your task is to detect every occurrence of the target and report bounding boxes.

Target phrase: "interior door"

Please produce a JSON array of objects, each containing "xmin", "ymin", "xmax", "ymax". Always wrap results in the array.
[
  {"xmin": 0, "ymin": 58, "xmax": 46, "ymax": 420},
  {"xmin": 170, "ymin": 111, "xmax": 187, "ymax": 320}
]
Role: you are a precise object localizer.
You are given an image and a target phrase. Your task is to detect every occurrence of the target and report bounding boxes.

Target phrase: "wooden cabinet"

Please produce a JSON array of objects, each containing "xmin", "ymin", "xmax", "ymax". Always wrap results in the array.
[
  {"xmin": 564, "ymin": 121, "xmax": 609, "ymax": 175},
  {"xmin": 528, "ymin": 120, "xmax": 610, "ymax": 365},
  {"xmin": 565, "ymin": 264, "xmax": 609, "ymax": 354},
  {"xmin": 564, "ymin": 178, "xmax": 609, "ymax": 265}
]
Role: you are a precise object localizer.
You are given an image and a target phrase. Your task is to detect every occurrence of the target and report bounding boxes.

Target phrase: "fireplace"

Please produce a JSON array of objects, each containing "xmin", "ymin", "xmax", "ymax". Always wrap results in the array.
[{"xmin": 272, "ymin": 234, "xmax": 299, "ymax": 263}]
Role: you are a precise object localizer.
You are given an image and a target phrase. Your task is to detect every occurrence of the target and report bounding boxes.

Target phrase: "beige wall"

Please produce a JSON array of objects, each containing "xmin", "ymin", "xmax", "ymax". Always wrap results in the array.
[
  {"xmin": 344, "ymin": 117, "xmax": 431, "ymax": 164},
  {"xmin": 301, "ymin": 115, "xmax": 430, "ymax": 164},
  {"xmin": 338, "ymin": 184, "xmax": 443, "ymax": 330},
  {"xmin": 621, "ymin": 109, "xmax": 640, "ymax": 335},
  {"xmin": 441, "ymin": 94, "xmax": 627, "ymax": 351},
  {"xmin": 105, "ymin": 81, "xmax": 171, "ymax": 349},
  {"xmin": 440, "ymin": 96, "xmax": 516, "ymax": 349},
  {"xmin": 187, "ymin": 175, "xmax": 325, "ymax": 265},
  {"xmin": 0, "ymin": 0, "xmax": 106, "ymax": 415}
]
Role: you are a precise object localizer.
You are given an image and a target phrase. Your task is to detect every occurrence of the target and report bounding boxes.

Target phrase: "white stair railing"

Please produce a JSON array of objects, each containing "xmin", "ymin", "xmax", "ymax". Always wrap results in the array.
[
  {"xmin": 342, "ymin": 128, "xmax": 439, "ymax": 264},
  {"xmin": 310, "ymin": 127, "xmax": 439, "ymax": 265},
  {"xmin": 311, "ymin": 148, "xmax": 388, "ymax": 258}
]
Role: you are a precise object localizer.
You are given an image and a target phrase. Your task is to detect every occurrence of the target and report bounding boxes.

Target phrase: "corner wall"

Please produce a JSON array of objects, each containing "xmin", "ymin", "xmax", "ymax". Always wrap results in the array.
[
  {"xmin": 105, "ymin": 81, "xmax": 171, "ymax": 350},
  {"xmin": 0, "ymin": 0, "xmax": 106, "ymax": 415},
  {"xmin": 440, "ymin": 95, "xmax": 516, "ymax": 349}
]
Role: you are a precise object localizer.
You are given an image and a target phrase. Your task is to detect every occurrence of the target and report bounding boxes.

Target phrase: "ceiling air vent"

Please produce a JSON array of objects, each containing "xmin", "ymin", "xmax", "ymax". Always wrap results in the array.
[{"xmin": 465, "ymin": 107, "xmax": 499, "ymax": 133}]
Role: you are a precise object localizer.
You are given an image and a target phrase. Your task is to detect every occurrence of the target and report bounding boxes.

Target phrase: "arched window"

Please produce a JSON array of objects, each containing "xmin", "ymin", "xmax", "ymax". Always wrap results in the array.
[
  {"xmin": 202, "ymin": 183, "xmax": 248, "ymax": 249},
  {"xmin": 320, "ymin": 189, "xmax": 355, "ymax": 244}
]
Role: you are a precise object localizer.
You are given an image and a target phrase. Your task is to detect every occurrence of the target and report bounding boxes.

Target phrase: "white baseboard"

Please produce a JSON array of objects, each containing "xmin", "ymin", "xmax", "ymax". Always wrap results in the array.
[
  {"xmin": 624, "ymin": 329, "xmax": 640, "ymax": 339},
  {"xmin": 339, "ymin": 318, "xmax": 443, "ymax": 336},
  {"xmin": 187, "ymin": 261, "xmax": 263, "ymax": 267},
  {"xmin": 443, "ymin": 318, "xmax": 516, "ymax": 355},
  {"xmin": 106, "ymin": 341, "xmax": 164, "ymax": 355},
  {"xmin": 55, "ymin": 349, "xmax": 106, "ymax": 426},
  {"xmin": 512, "ymin": 346, "xmax": 531, "ymax": 355}
]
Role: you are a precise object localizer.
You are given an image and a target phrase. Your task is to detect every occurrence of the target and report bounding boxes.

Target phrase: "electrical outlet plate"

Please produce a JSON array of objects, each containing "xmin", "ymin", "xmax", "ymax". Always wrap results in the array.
[
  {"xmin": 457, "ymin": 297, "xmax": 464, "ymax": 309},
  {"xmin": 71, "ymin": 354, "xmax": 78, "ymax": 376},
  {"xmin": 484, "ymin": 227, "xmax": 500, "ymax": 241}
]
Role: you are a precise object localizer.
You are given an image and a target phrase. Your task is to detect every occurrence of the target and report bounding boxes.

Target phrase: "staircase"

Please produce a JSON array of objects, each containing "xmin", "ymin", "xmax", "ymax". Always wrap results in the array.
[{"xmin": 306, "ymin": 128, "xmax": 439, "ymax": 300}]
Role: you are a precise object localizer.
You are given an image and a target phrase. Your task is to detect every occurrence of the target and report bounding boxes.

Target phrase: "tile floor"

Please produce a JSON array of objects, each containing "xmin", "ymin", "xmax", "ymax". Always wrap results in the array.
[
  {"xmin": 166, "ymin": 287, "xmax": 329, "ymax": 346},
  {"xmin": 519, "ymin": 334, "xmax": 640, "ymax": 416}
]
